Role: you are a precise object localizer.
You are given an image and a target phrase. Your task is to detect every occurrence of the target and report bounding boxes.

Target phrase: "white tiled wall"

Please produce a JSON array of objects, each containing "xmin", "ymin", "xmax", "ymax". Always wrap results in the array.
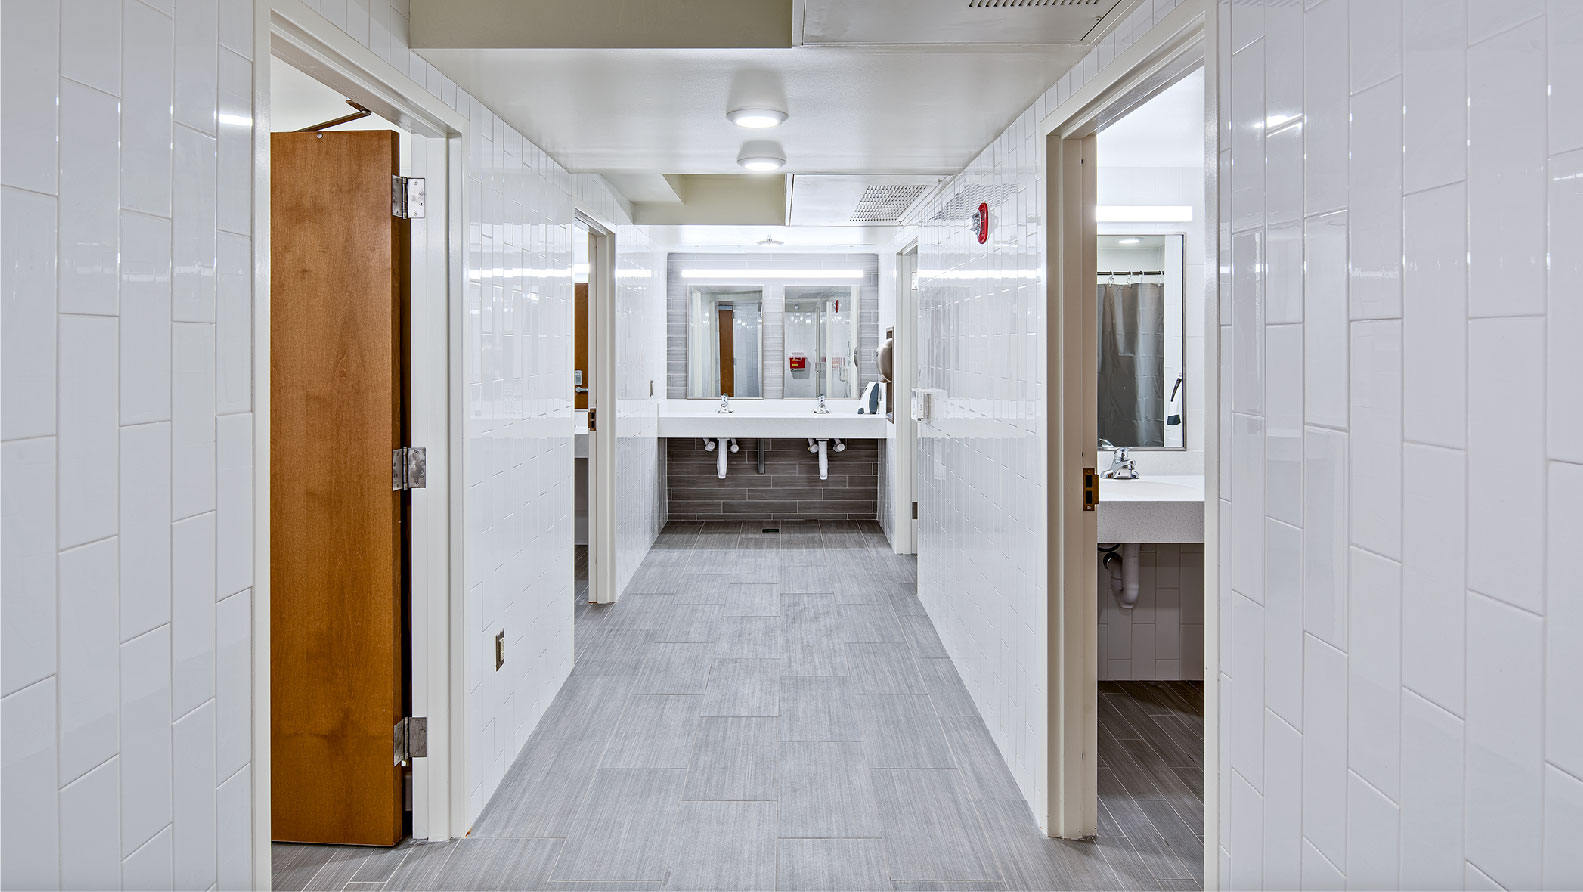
[
  {"xmin": 1, "ymin": 0, "xmax": 256, "ymax": 888},
  {"xmin": 298, "ymin": 0, "xmax": 666, "ymax": 826},
  {"xmin": 614, "ymin": 229, "xmax": 668, "ymax": 593},
  {"xmin": 1217, "ymin": 1, "xmax": 1583, "ymax": 888},
  {"xmin": 1097, "ymin": 544, "xmax": 1206, "ymax": 680},
  {"xmin": 901, "ymin": 0, "xmax": 1190, "ymax": 830}
]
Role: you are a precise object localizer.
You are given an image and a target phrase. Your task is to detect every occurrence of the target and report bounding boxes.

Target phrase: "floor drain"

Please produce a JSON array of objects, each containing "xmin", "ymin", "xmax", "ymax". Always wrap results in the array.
[{"xmin": 761, "ymin": 528, "xmax": 780, "ymax": 534}]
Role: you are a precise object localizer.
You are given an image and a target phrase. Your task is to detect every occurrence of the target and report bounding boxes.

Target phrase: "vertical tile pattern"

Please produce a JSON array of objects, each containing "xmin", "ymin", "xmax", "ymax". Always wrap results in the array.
[{"xmin": 1217, "ymin": 3, "xmax": 1576, "ymax": 888}]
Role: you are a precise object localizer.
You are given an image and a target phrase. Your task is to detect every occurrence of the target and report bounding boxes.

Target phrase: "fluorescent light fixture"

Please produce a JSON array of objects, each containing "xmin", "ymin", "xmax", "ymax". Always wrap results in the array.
[
  {"xmin": 681, "ymin": 269, "xmax": 863, "ymax": 280},
  {"xmin": 1117, "ymin": 237, "xmax": 1142, "ymax": 246},
  {"xmin": 728, "ymin": 107, "xmax": 787, "ymax": 129},
  {"xmin": 737, "ymin": 140, "xmax": 786, "ymax": 172},
  {"xmin": 1097, "ymin": 205, "xmax": 1193, "ymax": 222}
]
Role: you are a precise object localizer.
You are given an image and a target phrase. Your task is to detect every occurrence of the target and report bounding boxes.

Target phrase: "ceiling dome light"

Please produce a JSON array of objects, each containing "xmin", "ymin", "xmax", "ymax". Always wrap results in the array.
[
  {"xmin": 737, "ymin": 141, "xmax": 786, "ymax": 172},
  {"xmin": 728, "ymin": 107, "xmax": 787, "ymax": 129}
]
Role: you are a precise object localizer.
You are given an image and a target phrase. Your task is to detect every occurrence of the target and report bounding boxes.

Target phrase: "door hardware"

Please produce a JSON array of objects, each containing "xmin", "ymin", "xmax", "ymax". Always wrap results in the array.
[
  {"xmin": 393, "ymin": 716, "xmax": 428, "ymax": 766},
  {"xmin": 495, "ymin": 630, "xmax": 506, "ymax": 670},
  {"xmin": 1083, "ymin": 467, "xmax": 1098, "ymax": 512},
  {"xmin": 587, "ymin": 408, "xmax": 597, "ymax": 432},
  {"xmin": 392, "ymin": 446, "xmax": 427, "ymax": 490},
  {"xmin": 392, "ymin": 175, "xmax": 426, "ymax": 219}
]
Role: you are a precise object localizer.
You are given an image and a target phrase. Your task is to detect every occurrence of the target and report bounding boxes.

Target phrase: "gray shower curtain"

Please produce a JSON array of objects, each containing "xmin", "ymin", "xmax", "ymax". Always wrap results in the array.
[{"xmin": 1097, "ymin": 282, "xmax": 1165, "ymax": 448}]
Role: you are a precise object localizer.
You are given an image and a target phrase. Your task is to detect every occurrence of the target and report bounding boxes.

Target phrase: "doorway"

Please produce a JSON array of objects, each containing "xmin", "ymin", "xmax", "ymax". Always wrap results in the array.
[{"xmin": 582, "ymin": 218, "xmax": 619, "ymax": 605}]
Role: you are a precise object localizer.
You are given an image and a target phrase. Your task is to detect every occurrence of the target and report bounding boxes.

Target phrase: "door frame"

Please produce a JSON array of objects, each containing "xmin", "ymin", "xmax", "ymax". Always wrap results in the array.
[
  {"xmin": 891, "ymin": 243, "xmax": 919, "ymax": 555},
  {"xmin": 251, "ymin": 0, "xmax": 470, "ymax": 884},
  {"xmin": 1035, "ymin": 0, "xmax": 1219, "ymax": 882},
  {"xmin": 580, "ymin": 215, "xmax": 620, "ymax": 604}
]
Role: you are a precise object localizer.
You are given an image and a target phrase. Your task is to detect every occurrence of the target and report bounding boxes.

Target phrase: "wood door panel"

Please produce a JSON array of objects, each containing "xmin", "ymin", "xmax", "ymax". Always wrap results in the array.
[
  {"xmin": 270, "ymin": 130, "xmax": 406, "ymax": 847},
  {"xmin": 718, "ymin": 305, "xmax": 734, "ymax": 397},
  {"xmin": 575, "ymin": 282, "xmax": 589, "ymax": 410}
]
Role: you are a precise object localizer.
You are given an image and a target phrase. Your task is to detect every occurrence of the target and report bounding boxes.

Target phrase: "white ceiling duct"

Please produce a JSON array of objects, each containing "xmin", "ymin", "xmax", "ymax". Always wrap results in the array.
[{"xmin": 787, "ymin": 175, "xmax": 943, "ymax": 226}]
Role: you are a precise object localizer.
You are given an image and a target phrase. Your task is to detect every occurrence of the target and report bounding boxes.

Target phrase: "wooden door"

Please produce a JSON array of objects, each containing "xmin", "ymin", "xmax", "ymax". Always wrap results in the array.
[
  {"xmin": 270, "ymin": 130, "xmax": 408, "ymax": 846},
  {"xmin": 574, "ymin": 282, "xmax": 589, "ymax": 410},
  {"xmin": 717, "ymin": 304, "xmax": 735, "ymax": 396}
]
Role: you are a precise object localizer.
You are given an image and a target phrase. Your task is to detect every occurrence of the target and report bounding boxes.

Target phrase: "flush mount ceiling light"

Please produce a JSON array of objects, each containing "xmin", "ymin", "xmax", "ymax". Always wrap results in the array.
[
  {"xmin": 737, "ymin": 141, "xmax": 786, "ymax": 172},
  {"xmin": 1117, "ymin": 237, "xmax": 1142, "ymax": 245},
  {"xmin": 728, "ymin": 107, "xmax": 787, "ymax": 129}
]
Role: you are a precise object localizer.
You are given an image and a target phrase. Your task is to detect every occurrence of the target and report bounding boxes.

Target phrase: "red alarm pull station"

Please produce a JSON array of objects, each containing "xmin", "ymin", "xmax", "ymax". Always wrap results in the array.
[
  {"xmin": 976, "ymin": 202, "xmax": 990, "ymax": 244},
  {"xmin": 788, "ymin": 354, "xmax": 807, "ymax": 370}
]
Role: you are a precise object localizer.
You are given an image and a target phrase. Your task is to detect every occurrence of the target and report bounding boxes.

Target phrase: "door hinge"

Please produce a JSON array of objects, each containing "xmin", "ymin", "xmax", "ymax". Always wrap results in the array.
[
  {"xmin": 1083, "ymin": 467, "xmax": 1098, "ymax": 512},
  {"xmin": 394, "ymin": 716, "xmax": 428, "ymax": 766},
  {"xmin": 587, "ymin": 407, "xmax": 596, "ymax": 432},
  {"xmin": 392, "ymin": 446, "xmax": 427, "ymax": 491},
  {"xmin": 392, "ymin": 175, "xmax": 426, "ymax": 219}
]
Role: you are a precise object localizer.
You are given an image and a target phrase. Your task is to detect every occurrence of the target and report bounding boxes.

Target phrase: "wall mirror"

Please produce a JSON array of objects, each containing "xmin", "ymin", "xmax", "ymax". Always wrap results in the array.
[
  {"xmin": 687, "ymin": 287, "xmax": 764, "ymax": 398},
  {"xmin": 783, "ymin": 286, "xmax": 858, "ymax": 399},
  {"xmin": 1096, "ymin": 234, "xmax": 1185, "ymax": 449}
]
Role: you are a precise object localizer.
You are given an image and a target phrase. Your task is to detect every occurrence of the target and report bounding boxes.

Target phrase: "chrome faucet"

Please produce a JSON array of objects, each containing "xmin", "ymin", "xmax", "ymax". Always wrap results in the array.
[
  {"xmin": 1102, "ymin": 447, "xmax": 1140, "ymax": 479},
  {"xmin": 814, "ymin": 394, "xmax": 830, "ymax": 414},
  {"xmin": 717, "ymin": 394, "xmax": 733, "ymax": 414}
]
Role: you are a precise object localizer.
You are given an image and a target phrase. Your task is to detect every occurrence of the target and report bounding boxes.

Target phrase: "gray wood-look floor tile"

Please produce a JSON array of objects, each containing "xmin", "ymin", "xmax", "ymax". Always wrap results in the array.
[
  {"xmin": 777, "ymin": 839, "xmax": 891, "ymax": 892},
  {"xmin": 838, "ymin": 604, "xmax": 906, "ymax": 643},
  {"xmin": 299, "ymin": 843, "xmax": 412, "ymax": 889},
  {"xmin": 662, "ymin": 801, "xmax": 778, "ymax": 891},
  {"xmin": 779, "ymin": 676, "xmax": 861, "ymax": 742},
  {"xmin": 552, "ymin": 769, "xmax": 688, "ymax": 882},
  {"xmin": 779, "ymin": 565, "xmax": 846, "ymax": 593},
  {"xmin": 971, "ymin": 797, "xmax": 1123, "ymax": 892},
  {"xmin": 602, "ymin": 694, "xmax": 700, "ymax": 769},
  {"xmin": 532, "ymin": 674, "xmax": 633, "ymax": 742},
  {"xmin": 699, "ymin": 657, "xmax": 783, "ymax": 716},
  {"xmin": 714, "ymin": 616, "xmax": 785, "ymax": 658},
  {"xmin": 634, "ymin": 642, "xmax": 716, "ymax": 695},
  {"xmin": 938, "ymin": 716, "xmax": 1024, "ymax": 801},
  {"xmin": 273, "ymin": 844, "xmax": 337, "ymax": 892},
  {"xmin": 684, "ymin": 716, "xmax": 779, "ymax": 800},
  {"xmin": 469, "ymin": 737, "xmax": 607, "ymax": 838},
  {"xmin": 845, "ymin": 643, "xmax": 923, "ymax": 694},
  {"xmin": 1096, "ymin": 795, "xmax": 1197, "ymax": 885},
  {"xmin": 723, "ymin": 582, "xmax": 780, "ymax": 617},
  {"xmin": 778, "ymin": 741, "xmax": 885, "ymax": 837},
  {"xmin": 915, "ymin": 659, "xmax": 978, "ymax": 717},
  {"xmin": 543, "ymin": 883, "xmax": 665, "ymax": 892},
  {"xmin": 427, "ymin": 838, "xmax": 562, "ymax": 892},
  {"xmin": 872, "ymin": 769, "xmax": 1003, "ymax": 884},
  {"xmin": 898, "ymin": 614, "xmax": 949, "ymax": 659},
  {"xmin": 855, "ymin": 694, "xmax": 955, "ymax": 769},
  {"xmin": 649, "ymin": 604, "xmax": 724, "ymax": 643},
  {"xmin": 379, "ymin": 841, "xmax": 457, "ymax": 891},
  {"xmin": 889, "ymin": 882, "xmax": 1008, "ymax": 891}
]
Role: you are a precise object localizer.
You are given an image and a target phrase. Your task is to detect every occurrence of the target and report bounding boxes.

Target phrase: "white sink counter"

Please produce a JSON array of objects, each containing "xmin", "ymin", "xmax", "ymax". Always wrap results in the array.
[
  {"xmin": 1098, "ymin": 474, "xmax": 1205, "ymax": 543},
  {"xmin": 657, "ymin": 399, "xmax": 888, "ymax": 439}
]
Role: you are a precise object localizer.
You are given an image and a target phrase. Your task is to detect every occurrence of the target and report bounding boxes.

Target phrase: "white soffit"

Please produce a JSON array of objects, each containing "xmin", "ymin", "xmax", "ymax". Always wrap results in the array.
[
  {"xmin": 798, "ymin": 0, "xmax": 1128, "ymax": 46},
  {"xmin": 787, "ymin": 175, "xmax": 942, "ymax": 226},
  {"xmin": 1096, "ymin": 67, "xmax": 1205, "ymax": 168}
]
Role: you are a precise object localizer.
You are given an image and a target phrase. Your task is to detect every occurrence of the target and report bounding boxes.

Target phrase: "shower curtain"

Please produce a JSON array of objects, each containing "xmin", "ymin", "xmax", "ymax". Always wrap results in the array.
[{"xmin": 1097, "ymin": 281, "xmax": 1166, "ymax": 447}]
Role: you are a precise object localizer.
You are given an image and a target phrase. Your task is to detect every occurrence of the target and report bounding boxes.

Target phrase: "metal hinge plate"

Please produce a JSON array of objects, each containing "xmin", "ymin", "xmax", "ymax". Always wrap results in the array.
[
  {"xmin": 1083, "ymin": 467, "xmax": 1098, "ymax": 512},
  {"xmin": 392, "ymin": 446, "xmax": 427, "ymax": 491},
  {"xmin": 392, "ymin": 176, "xmax": 426, "ymax": 219},
  {"xmin": 393, "ymin": 716, "xmax": 428, "ymax": 766}
]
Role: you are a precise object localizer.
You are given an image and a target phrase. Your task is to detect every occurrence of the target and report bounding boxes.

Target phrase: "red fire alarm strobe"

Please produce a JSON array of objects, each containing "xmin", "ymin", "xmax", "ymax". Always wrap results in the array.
[
  {"xmin": 788, "ymin": 354, "xmax": 807, "ymax": 370},
  {"xmin": 974, "ymin": 202, "xmax": 990, "ymax": 244}
]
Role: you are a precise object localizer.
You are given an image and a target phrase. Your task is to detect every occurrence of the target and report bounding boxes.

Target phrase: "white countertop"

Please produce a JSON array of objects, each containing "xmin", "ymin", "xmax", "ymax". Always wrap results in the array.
[
  {"xmin": 1098, "ymin": 474, "xmax": 1205, "ymax": 543},
  {"xmin": 657, "ymin": 399, "xmax": 888, "ymax": 439}
]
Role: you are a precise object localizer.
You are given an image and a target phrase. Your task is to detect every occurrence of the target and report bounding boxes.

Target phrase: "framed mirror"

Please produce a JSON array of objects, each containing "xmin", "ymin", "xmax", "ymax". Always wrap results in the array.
[
  {"xmin": 686, "ymin": 286, "xmax": 764, "ymax": 398},
  {"xmin": 1096, "ymin": 234, "xmax": 1185, "ymax": 449},
  {"xmin": 783, "ymin": 286, "xmax": 858, "ymax": 399}
]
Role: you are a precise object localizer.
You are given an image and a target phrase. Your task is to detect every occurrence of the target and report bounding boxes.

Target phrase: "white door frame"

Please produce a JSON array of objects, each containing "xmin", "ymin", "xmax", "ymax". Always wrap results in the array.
[
  {"xmin": 1035, "ymin": 0, "xmax": 1219, "ymax": 882},
  {"xmin": 251, "ymin": 1, "xmax": 470, "ymax": 885},
  {"xmin": 892, "ymin": 243, "xmax": 920, "ymax": 555},
  {"xmin": 581, "ymin": 215, "xmax": 620, "ymax": 604}
]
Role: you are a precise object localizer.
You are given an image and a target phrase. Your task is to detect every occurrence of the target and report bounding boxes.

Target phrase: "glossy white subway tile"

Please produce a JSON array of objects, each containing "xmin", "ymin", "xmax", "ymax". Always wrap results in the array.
[
  {"xmin": 171, "ymin": 512, "xmax": 216, "ymax": 717},
  {"xmin": 59, "ymin": 756, "xmax": 121, "ymax": 890},
  {"xmin": 58, "ymin": 313, "xmax": 119, "ymax": 548},
  {"xmin": 1400, "ymin": 443, "xmax": 1465, "ymax": 717},
  {"xmin": 172, "ymin": 127, "xmax": 217, "ymax": 323},
  {"xmin": 1467, "ymin": 0, "xmax": 1543, "ymax": 45},
  {"xmin": 1544, "ymin": 764, "xmax": 1583, "ymax": 890},
  {"xmin": 119, "ymin": 422, "xmax": 172, "ymax": 641},
  {"xmin": 0, "ymin": 0, "xmax": 60, "ymax": 194},
  {"xmin": 62, "ymin": 0, "xmax": 121, "ymax": 96},
  {"xmin": 1346, "ymin": 547, "xmax": 1401, "ymax": 799},
  {"xmin": 216, "ymin": 764, "xmax": 250, "ymax": 891},
  {"xmin": 1347, "ymin": 78, "xmax": 1403, "ymax": 321},
  {"xmin": 1230, "ymin": 40, "xmax": 1265, "ymax": 233},
  {"xmin": 1265, "ymin": 519, "xmax": 1303, "ymax": 729},
  {"xmin": 1467, "ymin": 18, "xmax": 1547, "ymax": 318},
  {"xmin": 1552, "ymin": 0, "xmax": 1583, "ymax": 154},
  {"xmin": 0, "ymin": 679, "xmax": 59, "ymax": 891},
  {"xmin": 1400, "ymin": 690, "xmax": 1465, "ymax": 890},
  {"xmin": 1303, "ymin": 211, "xmax": 1349, "ymax": 429},
  {"xmin": 215, "ymin": 231, "xmax": 251, "ymax": 415},
  {"xmin": 1303, "ymin": 0, "xmax": 1348, "ymax": 215},
  {"xmin": 172, "ymin": 701, "xmax": 216, "ymax": 891},
  {"xmin": 1348, "ymin": 0, "xmax": 1400, "ymax": 93},
  {"xmin": 120, "ymin": 211, "xmax": 173, "ymax": 425},
  {"xmin": 1402, "ymin": 0, "xmax": 1466, "ymax": 194},
  {"xmin": 215, "ymin": 589, "xmax": 249, "ymax": 780},
  {"xmin": 121, "ymin": 826, "xmax": 173, "ymax": 891},
  {"xmin": 1, "ymin": 187, "xmax": 58, "ymax": 439},
  {"xmin": 1401, "ymin": 182, "xmax": 1466, "ymax": 450},
  {"xmin": 1546, "ymin": 461, "xmax": 1583, "ymax": 779},
  {"xmin": 0, "ymin": 439, "xmax": 56, "ymax": 696},
  {"xmin": 1549, "ymin": 149, "xmax": 1583, "ymax": 464},
  {"xmin": 172, "ymin": 0, "xmax": 217, "ymax": 133},
  {"xmin": 1347, "ymin": 320, "xmax": 1402, "ymax": 559},
  {"xmin": 121, "ymin": 0, "xmax": 173, "ymax": 217},
  {"xmin": 171, "ymin": 322, "xmax": 217, "ymax": 520},
  {"xmin": 1467, "ymin": 316, "xmax": 1544, "ymax": 614},
  {"xmin": 120, "ymin": 625, "xmax": 172, "ymax": 855},
  {"xmin": 1302, "ymin": 633, "xmax": 1348, "ymax": 868},
  {"xmin": 1265, "ymin": 323, "xmax": 1303, "ymax": 525},
  {"xmin": 1263, "ymin": 710, "xmax": 1302, "ymax": 888},
  {"xmin": 1345, "ymin": 771, "xmax": 1400, "ymax": 889},
  {"xmin": 1230, "ymin": 771, "xmax": 1265, "ymax": 890},
  {"xmin": 58, "ymin": 537, "xmax": 121, "ymax": 786},
  {"xmin": 1302, "ymin": 425, "xmax": 1348, "ymax": 649},
  {"xmin": 58, "ymin": 79, "xmax": 121, "ymax": 316}
]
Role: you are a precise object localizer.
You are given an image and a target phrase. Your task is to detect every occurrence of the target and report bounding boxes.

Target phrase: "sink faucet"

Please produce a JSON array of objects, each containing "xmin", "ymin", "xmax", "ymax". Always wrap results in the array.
[
  {"xmin": 814, "ymin": 394, "xmax": 830, "ymax": 414},
  {"xmin": 1102, "ymin": 447, "xmax": 1140, "ymax": 480},
  {"xmin": 717, "ymin": 394, "xmax": 733, "ymax": 414}
]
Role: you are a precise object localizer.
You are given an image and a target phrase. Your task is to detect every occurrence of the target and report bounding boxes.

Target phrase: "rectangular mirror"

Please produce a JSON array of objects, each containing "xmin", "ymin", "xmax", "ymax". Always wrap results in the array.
[
  {"xmin": 1096, "ymin": 234, "xmax": 1185, "ymax": 449},
  {"xmin": 687, "ymin": 286, "xmax": 764, "ymax": 398},
  {"xmin": 783, "ymin": 286, "xmax": 858, "ymax": 398}
]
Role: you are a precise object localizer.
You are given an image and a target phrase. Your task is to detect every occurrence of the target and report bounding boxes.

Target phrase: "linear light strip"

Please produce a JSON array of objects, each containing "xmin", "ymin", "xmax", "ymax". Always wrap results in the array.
[{"xmin": 680, "ymin": 269, "xmax": 864, "ymax": 280}]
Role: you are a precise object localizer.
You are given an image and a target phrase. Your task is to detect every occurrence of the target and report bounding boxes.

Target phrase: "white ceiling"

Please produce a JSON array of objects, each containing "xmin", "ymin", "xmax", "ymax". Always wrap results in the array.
[
  {"xmin": 649, "ymin": 224, "xmax": 897, "ymax": 252},
  {"xmin": 1096, "ymin": 67, "xmax": 1205, "ymax": 168},
  {"xmin": 270, "ymin": 59, "xmax": 400, "ymax": 133},
  {"xmin": 798, "ymin": 0, "xmax": 1124, "ymax": 45},
  {"xmin": 419, "ymin": 45, "xmax": 1088, "ymax": 178}
]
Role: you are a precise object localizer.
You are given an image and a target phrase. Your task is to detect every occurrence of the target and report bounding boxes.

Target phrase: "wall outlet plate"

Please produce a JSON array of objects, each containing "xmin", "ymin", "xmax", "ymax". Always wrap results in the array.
[{"xmin": 495, "ymin": 630, "xmax": 505, "ymax": 670}]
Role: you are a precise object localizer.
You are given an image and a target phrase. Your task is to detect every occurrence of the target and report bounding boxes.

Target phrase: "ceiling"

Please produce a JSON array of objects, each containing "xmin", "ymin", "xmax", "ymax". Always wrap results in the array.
[
  {"xmin": 1096, "ymin": 67, "xmax": 1205, "ymax": 168},
  {"xmin": 270, "ymin": 58, "xmax": 400, "ymax": 133}
]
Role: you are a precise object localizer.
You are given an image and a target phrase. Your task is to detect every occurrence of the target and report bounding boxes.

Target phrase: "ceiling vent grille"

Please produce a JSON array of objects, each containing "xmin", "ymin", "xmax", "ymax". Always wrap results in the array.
[
  {"xmin": 849, "ymin": 184, "xmax": 932, "ymax": 223},
  {"xmin": 967, "ymin": 0, "xmax": 1102, "ymax": 7}
]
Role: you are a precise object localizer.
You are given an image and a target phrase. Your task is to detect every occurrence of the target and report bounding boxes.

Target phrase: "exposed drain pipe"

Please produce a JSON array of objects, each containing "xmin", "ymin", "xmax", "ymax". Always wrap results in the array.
[
  {"xmin": 716, "ymin": 438, "xmax": 730, "ymax": 478},
  {"xmin": 807, "ymin": 439, "xmax": 830, "ymax": 481},
  {"xmin": 1100, "ymin": 542, "xmax": 1142, "ymax": 608}
]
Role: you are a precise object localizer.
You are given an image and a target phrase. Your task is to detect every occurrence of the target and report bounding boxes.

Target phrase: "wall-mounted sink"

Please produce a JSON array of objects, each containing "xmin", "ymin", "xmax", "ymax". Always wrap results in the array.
[
  {"xmin": 656, "ymin": 399, "xmax": 886, "ymax": 439},
  {"xmin": 1098, "ymin": 474, "xmax": 1204, "ymax": 543}
]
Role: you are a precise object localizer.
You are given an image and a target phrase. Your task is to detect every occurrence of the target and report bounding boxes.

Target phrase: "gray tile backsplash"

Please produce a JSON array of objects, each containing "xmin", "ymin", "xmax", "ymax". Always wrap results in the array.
[{"xmin": 666, "ymin": 438, "xmax": 879, "ymax": 522}]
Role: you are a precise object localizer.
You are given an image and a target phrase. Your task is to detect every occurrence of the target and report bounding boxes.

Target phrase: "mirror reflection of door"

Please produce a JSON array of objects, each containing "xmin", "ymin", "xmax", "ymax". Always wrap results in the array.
[{"xmin": 687, "ymin": 287, "xmax": 763, "ymax": 398}]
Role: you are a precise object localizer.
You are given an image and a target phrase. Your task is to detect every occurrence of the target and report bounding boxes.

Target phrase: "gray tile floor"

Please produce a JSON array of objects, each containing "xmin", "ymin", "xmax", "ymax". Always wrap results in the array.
[{"xmin": 274, "ymin": 521, "xmax": 1203, "ymax": 891}]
